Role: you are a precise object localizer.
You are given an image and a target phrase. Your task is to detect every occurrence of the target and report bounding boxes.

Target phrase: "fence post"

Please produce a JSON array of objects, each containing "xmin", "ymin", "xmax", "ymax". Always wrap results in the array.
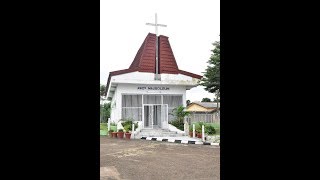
[
  {"xmin": 184, "ymin": 117, "xmax": 189, "ymax": 136},
  {"xmin": 193, "ymin": 124, "xmax": 195, "ymax": 138},
  {"xmin": 107, "ymin": 118, "xmax": 110, "ymax": 132},
  {"xmin": 132, "ymin": 123, "xmax": 135, "ymax": 139},
  {"xmin": 202, "ymin": 125, "xmax": 205, "ymax": 142}
]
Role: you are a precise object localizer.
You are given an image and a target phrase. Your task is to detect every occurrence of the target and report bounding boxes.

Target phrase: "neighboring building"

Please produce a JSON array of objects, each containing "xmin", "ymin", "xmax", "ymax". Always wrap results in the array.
[
  {"xmin": 186, "ymin": 101, "xmax": 220, "ymax": 123},
  {"xmin": 105, "ymin": 33, "xmax": 202, "ymax": 130}
]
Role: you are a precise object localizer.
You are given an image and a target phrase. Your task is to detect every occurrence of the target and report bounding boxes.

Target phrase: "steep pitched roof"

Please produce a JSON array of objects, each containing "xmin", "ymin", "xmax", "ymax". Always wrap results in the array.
[
  {"xmin": 158, "ymin": 35, "xmax": 179, "ymax": 74},
  {"xmin": 129, "ymin": 33, "xmax": 157, "ymax": 73},
  {"xmin": 105, "ymin": 33, "xmax": 202, "ymax": 94},
  {"xmin": 129, "ymin": 33, "xmax": 181, "ymax": 74}
]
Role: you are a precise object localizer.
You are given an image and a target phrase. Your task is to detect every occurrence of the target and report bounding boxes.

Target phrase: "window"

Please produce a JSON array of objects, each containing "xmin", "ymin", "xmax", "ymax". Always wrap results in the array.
[
  {"xmin": 121, "ymin": 95, "xmax": 142, "ymax": 121},
  {"xmin": 143, "ymin": 95, "xmax": 161, "ymax": 104}
]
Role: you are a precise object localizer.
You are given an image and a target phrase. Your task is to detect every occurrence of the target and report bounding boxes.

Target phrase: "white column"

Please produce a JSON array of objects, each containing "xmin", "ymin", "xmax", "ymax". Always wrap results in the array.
[
  {"xmin": 184, "ymin": 118, "xmax": 188, "ymax": 136},
  {"xmin": 202, "ymin": 125, "xmax": 205, "ymax": 142},
  {"xmin": 193, "ymin": 124, "xmax": 195, "ymax": 138},
  {"xmin": 132, "ymin": 123, "xmax": 135, "ymax": 139},
  {"xmin": 107, "ymin": 118, "xmax": 110, "ymax": 132}
]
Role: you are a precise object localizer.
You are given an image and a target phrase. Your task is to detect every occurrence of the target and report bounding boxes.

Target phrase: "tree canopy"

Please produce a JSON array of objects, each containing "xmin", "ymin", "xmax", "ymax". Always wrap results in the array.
[
  {"xmin": 200, "ymin": 41, "xmax": 220, "ymax": 98},
  {"xmin": 100, "ymin": 102, "xmax": 111, "ymax": 123},
  {"xmin": 100, "ymin": 84, "xmax": 106, "ymax": 97},
  {"xmin": 201, "ymin": 98, "xmax": 211, "ymax": 102}
]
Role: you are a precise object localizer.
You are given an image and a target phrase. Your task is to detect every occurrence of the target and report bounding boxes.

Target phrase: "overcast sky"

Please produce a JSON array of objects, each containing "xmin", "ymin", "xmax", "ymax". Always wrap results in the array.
[{"xmin": 100, "ymin": 0, "xmax": 220, "ymax": 102}]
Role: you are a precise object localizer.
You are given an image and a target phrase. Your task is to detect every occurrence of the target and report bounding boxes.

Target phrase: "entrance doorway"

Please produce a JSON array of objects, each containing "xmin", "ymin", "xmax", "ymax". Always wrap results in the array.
[{"xmin": 143, "ymin": 104, "xmax": 168, "ymax": 129}]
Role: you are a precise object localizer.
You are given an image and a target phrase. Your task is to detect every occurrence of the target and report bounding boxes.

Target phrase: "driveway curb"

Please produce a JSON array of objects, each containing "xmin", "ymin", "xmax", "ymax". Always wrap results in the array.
[{"xmin": 140, "ymin": 137, "xmax": 220, "ymax": 146}]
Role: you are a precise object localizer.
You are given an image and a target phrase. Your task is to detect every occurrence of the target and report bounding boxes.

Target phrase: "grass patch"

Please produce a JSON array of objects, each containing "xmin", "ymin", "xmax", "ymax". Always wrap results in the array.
[
  {"xmin": 100, "ymin": 123, "xmax": 108, "ymax": 131},
  {"xmin": 100, "ymin": 123, "xmax": 117, "ymax": 131},
  {"xmin": 100, "ymin": 123, "xmax": 117, "ymax": 135},
  {"xmin": 191, "ymin": 122, "xmax": 220, "ymax": 135}
]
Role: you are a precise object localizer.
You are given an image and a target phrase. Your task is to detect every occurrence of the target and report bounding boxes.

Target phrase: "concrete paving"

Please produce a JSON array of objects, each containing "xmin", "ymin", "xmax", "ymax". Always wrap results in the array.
[{"xmin": 100, "ymin": 136, "xmax": 220, "ymax": 180}]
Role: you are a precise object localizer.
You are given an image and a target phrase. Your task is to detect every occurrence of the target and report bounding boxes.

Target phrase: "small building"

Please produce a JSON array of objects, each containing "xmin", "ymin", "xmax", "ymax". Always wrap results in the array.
[
  {"xmin": 105, "ymin": 33, "xmax": 202, "ymax": 130},
  {"xmin": 186, "ymin": 101, "xmax": 220, "ymax": 123}
]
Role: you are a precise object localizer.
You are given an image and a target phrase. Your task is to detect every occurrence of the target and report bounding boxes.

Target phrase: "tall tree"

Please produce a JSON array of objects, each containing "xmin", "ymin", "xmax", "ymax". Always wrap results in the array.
[
  {"xmin": 201, "ymin": 98, "xmax": 211, "ymax": 102},
  {"xmin": 100, "ymin": 84, "xmax": 106, "ymax": 97},
  {"xmin": 186, "ymin": 100, "xmax": 191, "ymax": 106},
  {"xmin": 100, "ymin": 84, "xmax": 107, "ymax": 123},
  {"xmin": 200, "ymin": 40, "xmax": 220, "ymax": 99},
  {"xmin": 100, "ymin": 102, "xmax": 111, "ymax": 123}
]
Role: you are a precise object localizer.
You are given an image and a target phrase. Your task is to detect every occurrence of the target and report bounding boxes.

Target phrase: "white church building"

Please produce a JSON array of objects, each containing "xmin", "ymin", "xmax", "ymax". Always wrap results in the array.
[{"xmin": 106, "ymin": 32, "xmax": 202, "ymax": 133}]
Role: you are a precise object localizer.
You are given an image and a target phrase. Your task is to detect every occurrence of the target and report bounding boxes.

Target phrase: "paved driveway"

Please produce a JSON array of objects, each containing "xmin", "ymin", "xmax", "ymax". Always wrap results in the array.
[{"xmin": 100, "ymin": 136, "xmax": 220, "ymax": 180}]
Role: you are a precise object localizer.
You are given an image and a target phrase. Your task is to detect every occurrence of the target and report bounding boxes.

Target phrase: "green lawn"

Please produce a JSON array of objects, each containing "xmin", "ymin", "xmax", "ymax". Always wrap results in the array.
[
  {"xmin": 100, "ymin": 123, "xmax": 117, "ymax": 135},
  {"xmin": 100, "ymin": 123, "xmax": 108, "ymax": 131},
  {"xmin": 191, "ymin": 122, "xmax": 220, "ymax": 135}
]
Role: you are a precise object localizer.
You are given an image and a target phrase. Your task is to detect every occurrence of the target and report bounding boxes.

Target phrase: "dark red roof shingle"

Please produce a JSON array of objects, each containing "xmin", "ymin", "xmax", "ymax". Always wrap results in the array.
[{"xmin": 106, "ymin": 33, "xmax": 202, "ymax": 95}]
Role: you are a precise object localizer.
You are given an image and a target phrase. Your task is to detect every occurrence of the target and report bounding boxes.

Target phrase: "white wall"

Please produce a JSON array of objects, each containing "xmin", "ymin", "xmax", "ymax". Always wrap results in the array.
[
  {"xmin": 110, "ymin": 83, "xmax": 187, "ymax": 123},
  {"xmin": 108, "ymin": 71, "xmax": 200, "ymax": 123}
]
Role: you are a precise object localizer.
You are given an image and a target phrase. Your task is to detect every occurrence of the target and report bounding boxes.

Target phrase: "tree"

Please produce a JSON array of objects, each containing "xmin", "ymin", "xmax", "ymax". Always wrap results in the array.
[
  {"xmin": 100, "ymin": 84, "xmax": 106, "ymax": 97},
  {"xmin": 200, "ymin": 41, "xmax": 220, "ymax": 99},
  {"xmin": 169, "ymin": 106, "xmax": 190, "ymax": 131},
  {"xmin": 100, "ymin": 102, "xmax": 111, "ymax": 123},
  {"xmin": 201, "ymin": 98, "xmax": 211, "ymax": 102},
  {"xmin": 172, "ymin": 106, "xmax": 190, "ymax": 121},
  {"xmin": 100, "ymin": 84, "xmax": 109, "ymax": 123},
  {"xmin": 186, "ymin": 100, "xmax": 191, "ymax": 106}
]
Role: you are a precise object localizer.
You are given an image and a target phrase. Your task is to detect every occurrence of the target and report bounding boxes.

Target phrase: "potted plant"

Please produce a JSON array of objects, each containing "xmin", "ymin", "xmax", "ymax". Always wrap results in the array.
[
  {"xmin": 111, "ymin": 130, "xmax": 117, "ymax": 138},
  {"xmin": 122, "ymin": 120, "xmax": 139, "ymax": 140},
  {"xmin": 117, "ymin": 129, "xmax": 124, "ymax": 139},
  {"xmin": 196, "ymin": 126, "xmax": 202, "ymax": 138},
  {"xmin": 108, "ymin": 129, "xmax": 114, "ymax": 137},
  {"xmin": 123, "ymin": 124, "xmax": 130, "ymax": 140},
  {"xmin": 196, "ymin": 122, "xmax": 205, "ymax": 138},
  {"xmin": 197, "ymin": 131, "xmax": 202, "ymax": 138},
  {"xmin": 189, "ymin": 125, "xmax": 193, "ymax": 137},
  {"xmin": 125, "ymin": 130, "xmax": 132, "ymax": 140}
]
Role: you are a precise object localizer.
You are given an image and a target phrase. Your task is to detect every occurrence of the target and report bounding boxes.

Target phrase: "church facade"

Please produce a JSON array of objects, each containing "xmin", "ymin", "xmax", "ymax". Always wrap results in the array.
[{"xmin": 106, "ymin": 33, "xmax": 202, "ymax": 130}]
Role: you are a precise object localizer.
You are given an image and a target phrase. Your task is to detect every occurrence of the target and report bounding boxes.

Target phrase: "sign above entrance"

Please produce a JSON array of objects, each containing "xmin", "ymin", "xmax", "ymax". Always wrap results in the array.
[{"xmin": 137, "ymin": 86, "xmax": 170, "ymax": 90}]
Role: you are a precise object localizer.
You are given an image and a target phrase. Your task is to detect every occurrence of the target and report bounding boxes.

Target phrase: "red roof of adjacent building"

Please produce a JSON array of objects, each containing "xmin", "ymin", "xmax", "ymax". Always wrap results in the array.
[{"xmin": 106, "ymin": 33, "xmax": 202, "ymax": 93}]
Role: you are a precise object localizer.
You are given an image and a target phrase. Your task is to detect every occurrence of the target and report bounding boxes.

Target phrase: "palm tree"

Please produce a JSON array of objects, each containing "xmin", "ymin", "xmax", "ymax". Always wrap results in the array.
[{"xmin": 172, "ymin": 106, "xmax": 190, "ymax": 122}]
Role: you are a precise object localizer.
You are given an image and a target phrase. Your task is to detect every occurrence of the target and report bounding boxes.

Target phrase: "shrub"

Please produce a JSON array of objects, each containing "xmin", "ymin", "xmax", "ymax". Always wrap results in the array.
[
  {"xmin": 123, "ymin": 124, "xmax": 131, "ymax": 132},
  {"xmin": 196, "ymin": 126, "xmax": 202, "ymax": 133},
  {"xmin": 118, "ymin": 129, "xmax": 124, "ymax": 132},
  {"xmin": 171, "ymin": 106, "xmax": 190, "ymax": 122},
  {"xmin": 121, "ymin": 120, "xmax": 138, "ymax": 132},
  {"xmin": 205, "ymin": 125, "xmax": 216, "ymax": 135},
  {"xmin": 169, "ymin": 106, "xmax": 189, "ymax": 131},
  {"xmin": 169, "ymin": 119, "xmax": 184, "ymax": 131},
  {"xmin": 194, "ymin": 123, "xmax": 201, "ymax": 132},
  {"xmin": 108, "ymin": 129, "xmax": 114, "ymax": 133},
  {"xmin": 198, "ymin": 122, "xmax": 204, "ymax": 128}
]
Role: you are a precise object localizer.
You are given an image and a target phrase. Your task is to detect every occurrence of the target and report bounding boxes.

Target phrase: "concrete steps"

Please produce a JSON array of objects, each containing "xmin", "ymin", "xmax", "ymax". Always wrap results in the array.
[{"xmin": 134, "ymin": 129, "xmax": 184, "ymax": 139}]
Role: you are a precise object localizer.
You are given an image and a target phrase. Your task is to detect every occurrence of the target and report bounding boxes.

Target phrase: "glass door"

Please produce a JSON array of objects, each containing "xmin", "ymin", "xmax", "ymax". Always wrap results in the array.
[
  {"xmin": 161, "ymin": 104, "xmax": 168, "ymax": 129},
  {"xmin": 143, "ymin": 105, "xmax": 153, "ymax": 129}
]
